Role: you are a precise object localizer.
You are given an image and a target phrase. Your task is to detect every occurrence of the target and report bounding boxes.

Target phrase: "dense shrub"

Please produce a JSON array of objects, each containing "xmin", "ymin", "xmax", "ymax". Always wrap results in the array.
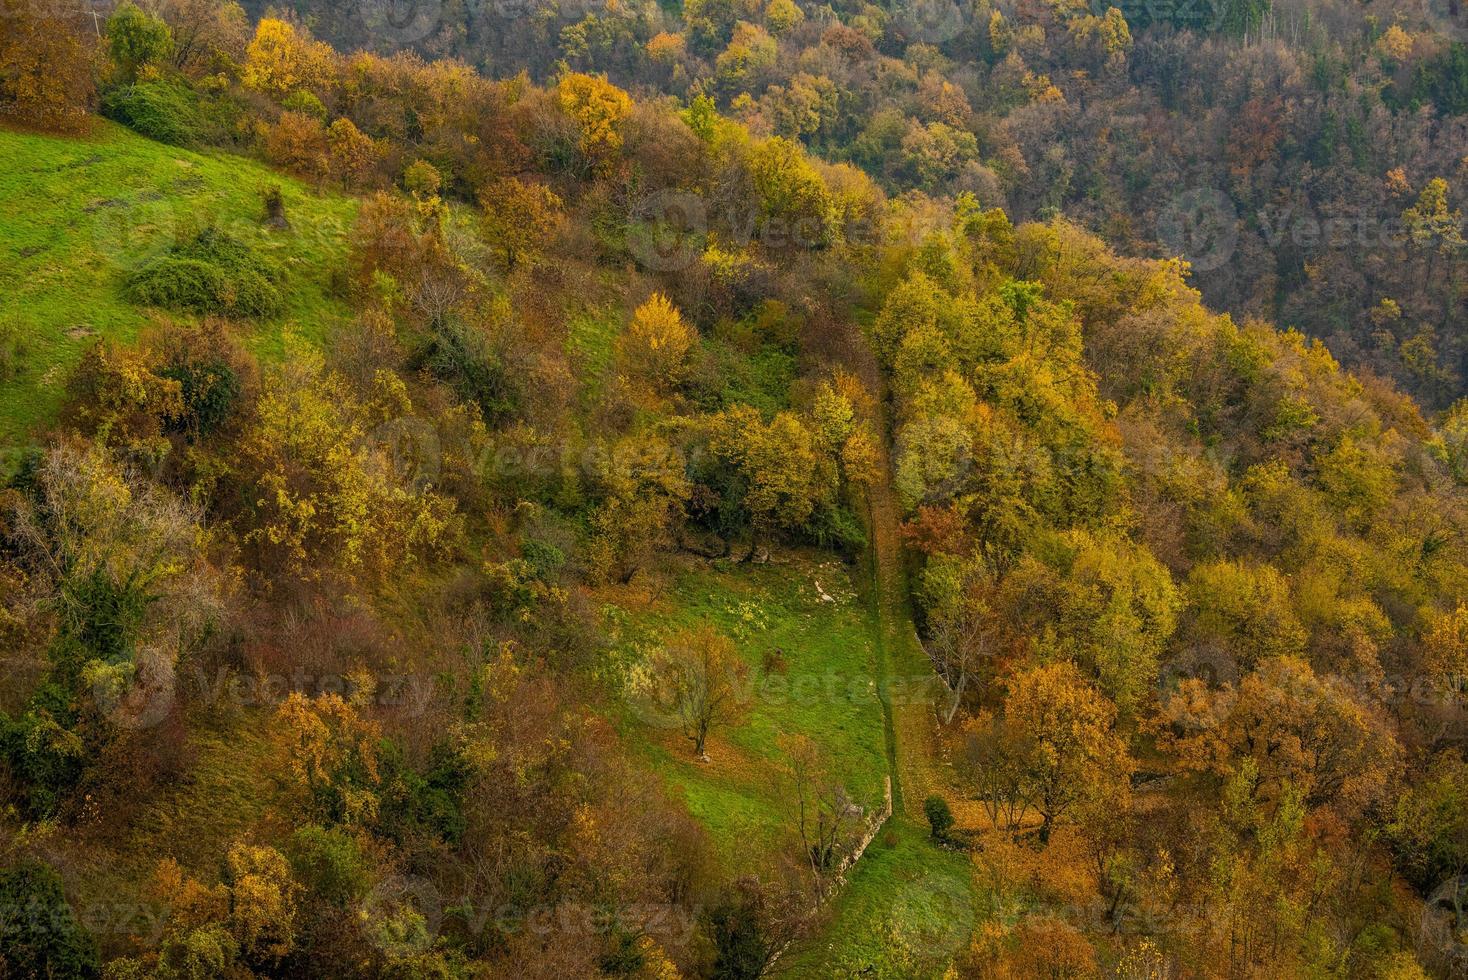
[
  {"xmin": 423, "ymin": 318, "xmax": 519, "ymax": 423},
  {"xmin": 802, "ymin": 502, "xmax": 867, "ymax": 555},
  {"xmin": 151, "ymin": 319, "xmax": 253, "ymax": 438},
  {"xmin": 287, "ymin": 825, "xmax": 369, "ymax": 907},
  {"xmin": 101, "ymin": 79, "xmax": 208, "ymax": 145},
  {"xmin": 0, "ymin": 685, "xmax": 87, "ymax": 818},
  {"xmin": 924, "ymin": 794, "xmax": 955, "ymax": 841},
  {"xmin": 126, "ymin": 256, "xmax": 229, "ymax": 310},
  {"xmin": 126, "ymin": 226, "xmax": 284, "ymax": 318},
  {"xmin": 376, "ymin": 740, "xmax": 468, "ymax": 846},
  {"xmin": 0, "ymin": 861, "xmax": 100, "ymax": 977}
]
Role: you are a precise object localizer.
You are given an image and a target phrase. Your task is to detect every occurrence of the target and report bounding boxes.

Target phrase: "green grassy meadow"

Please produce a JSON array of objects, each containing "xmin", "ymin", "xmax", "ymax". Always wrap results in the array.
[
  {"xmin": 610, "ymin": 554, "xmax": 891, "ymax": 873},
  {"xmin": 0, "ymin": 120, "xmax": 357, "ymax": 469},
  {"xmin": 783, "ymin": 820, "xmax": 975, "ymax": 977},
  {"xmin": 609, "ymin": 551, "xmax": 978, "ymax": 977}
]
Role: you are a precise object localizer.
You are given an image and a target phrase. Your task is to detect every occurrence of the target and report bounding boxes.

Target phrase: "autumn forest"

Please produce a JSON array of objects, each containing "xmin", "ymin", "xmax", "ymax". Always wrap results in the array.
[{"xmin": 3, "ymin": 0, "xmax": 1468, "ymax": 976}]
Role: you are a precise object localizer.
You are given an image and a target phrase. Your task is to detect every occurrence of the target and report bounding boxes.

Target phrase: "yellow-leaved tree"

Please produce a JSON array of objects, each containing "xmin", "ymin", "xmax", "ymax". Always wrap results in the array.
[
  {"xmin": 617, "ymin": 293, "xmax": 696, "ymax": 394},
  {"xmin": 557, "ymin": 72, "xmax": 633, "ymax": 173},
  {"xmin": 236, "ymin": 334, "xmax": 458, "ymax": 589},
  {"xmin": 276, "ymin": 689, "xmax": 382, "ymax": 827},
  {"xmin": 1001, "ymin": 660, "xmax": 1133, "ymax": 844},
  {"xmin": 242, "ymin": 18, "xmax": 335, "ymax": 100}
]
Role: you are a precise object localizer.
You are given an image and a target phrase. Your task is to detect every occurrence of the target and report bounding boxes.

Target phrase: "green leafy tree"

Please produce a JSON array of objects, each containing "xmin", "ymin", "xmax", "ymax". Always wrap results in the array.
[
  {"xmin": 747, "ymin": 137, "xmax": 837, "ymax": 249},
  {"xmin": 107, "ymin": 2, "xmax": 175, "ymax": 82},
  {"xmin": 924, "ymin": 794, "xmax": 955, "ymax": 840},
  {"xmin": 700, "ymin": 404, "xmax": 839, "ymax": 557},
  {"xmin": 1180, "ymin": 559, "xmax": 1306, "ymax": 670},
  {"xmin": 1027, "ymin": 529, "xmax": 1179, "ymax": 716}
]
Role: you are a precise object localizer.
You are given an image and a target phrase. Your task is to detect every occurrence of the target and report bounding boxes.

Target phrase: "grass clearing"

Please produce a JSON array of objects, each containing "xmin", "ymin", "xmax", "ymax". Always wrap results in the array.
[
  {"xmin": 60, "ymin": 711, "xmax": 289, "ymax": 959},
  {"xmin": 783, "ymin": 820, "xmax": 975, "ymax": 978},
  {"xmin": 566, "ymin": 303, "xmax": 623, "ymax": 385},
  {"xmin": 0, "ymin": 120, "xmax": 358, "ymax": 469},
  {"xmin": 610, "ymin": 552, "xmax": 890, "ymax": 875}
]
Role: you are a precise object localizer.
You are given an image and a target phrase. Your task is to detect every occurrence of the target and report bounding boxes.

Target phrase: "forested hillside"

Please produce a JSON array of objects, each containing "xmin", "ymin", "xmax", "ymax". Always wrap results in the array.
[
  {"xmin": 261, "ymin": 0, "xmax": 1468, "ymax": 409},
  {"xmin": 2, "ymin": 0, "xmax": 1468, "ymax": 978}
]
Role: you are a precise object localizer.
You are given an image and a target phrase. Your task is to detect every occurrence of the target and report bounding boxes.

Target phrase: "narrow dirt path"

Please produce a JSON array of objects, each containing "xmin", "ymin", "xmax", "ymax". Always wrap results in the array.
[
  {"xmin": 850, "ymin": 329, "xmax": 944, "ymax": 822},
  {"xmin": 861, "ymin": 445, "xmax": 943, "ymax": 820},
  {"xmin": 862, "ymin": 491, "xmax": 906, "ymax": 816}
]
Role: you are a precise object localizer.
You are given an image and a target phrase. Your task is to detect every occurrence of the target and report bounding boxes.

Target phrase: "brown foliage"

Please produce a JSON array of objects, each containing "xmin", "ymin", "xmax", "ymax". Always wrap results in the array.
[{"xmin": 0, "ymin": 0, "xmax": 96, "ymax": 130}]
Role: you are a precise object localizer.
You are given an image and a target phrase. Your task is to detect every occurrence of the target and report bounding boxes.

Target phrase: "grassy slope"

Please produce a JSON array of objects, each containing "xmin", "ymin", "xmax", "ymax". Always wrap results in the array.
[
  {"xmin": 0, "ymin": 120, "xmax": 357, "ymax": 470},
  {"xmin": 781, "ymin": 542, "xmax": 977, "ymax": 976},
  {"xmin": 782, "ymin": 821, "xmax": 974, "ymax": 978},
  {"xmin": 604, "ymin": 495, "xmax": 977, "ymax": 976},
  {"xmin": 609, "ymin": 555, "xmax": 890, "ymax": 873},
  {"xmin": 781, "ymin": 356, "xmax": 978, "ymax": 977}
]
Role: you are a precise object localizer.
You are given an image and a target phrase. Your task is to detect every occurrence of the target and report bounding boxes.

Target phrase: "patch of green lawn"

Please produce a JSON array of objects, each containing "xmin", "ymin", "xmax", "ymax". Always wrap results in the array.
[
  {"xmin": 566, "ymin": 303, "xmax": 623, "ymax": 387},
  {"xmin": 614, "ymin": 553, "xmax": 890, "ymax": 874},
  {"xmin": 0, "ymin": 120, "xmax": 358, "ymax": 470},
  {"xmin": 783, "ymin": 820, "xmax": 975, "ymax": 978}
]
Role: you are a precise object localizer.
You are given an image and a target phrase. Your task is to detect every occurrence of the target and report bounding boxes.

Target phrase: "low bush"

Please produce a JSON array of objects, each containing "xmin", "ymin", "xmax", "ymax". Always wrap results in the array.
[
  {"xmin": 126, "ymin": 226, "xmax": 285, "ymax": 318},
  {"xmin": 924, "ymin": 794, "xmax": 955, "ymax": 841},
  {"xmin": 101, "ymin": 78, "xmax": 211, "ymax": 146}
]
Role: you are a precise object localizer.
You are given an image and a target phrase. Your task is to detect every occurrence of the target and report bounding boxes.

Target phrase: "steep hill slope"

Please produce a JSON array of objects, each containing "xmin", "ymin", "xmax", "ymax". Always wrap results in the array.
[{"xmin": 0, "ymin": 122, "xmax": 357, "ymax": 471}]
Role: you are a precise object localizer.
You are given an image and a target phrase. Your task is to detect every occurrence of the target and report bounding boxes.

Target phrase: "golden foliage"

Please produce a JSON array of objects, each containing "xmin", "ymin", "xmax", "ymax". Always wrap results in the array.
[
  {"xmin": 0, "ymin": 0, "xmax": 96, "ymax": 130},
  {"xmin": 557, "ymin": 72, "xmax": 634, "ymax": 164},
  {"xmin": 276, "ymin": 691, "xmax": 382, "ymax": 826},
  {"xmin": 618, "ymin": 293, "xmax": 696, "ymax": 391},
  {"xmin": 242, "ymin": 18, "xmax": 335, "ymax": 98},
  {"xmin": 237, "ymin": 334, "xmax": 459, "ymax": 588}
]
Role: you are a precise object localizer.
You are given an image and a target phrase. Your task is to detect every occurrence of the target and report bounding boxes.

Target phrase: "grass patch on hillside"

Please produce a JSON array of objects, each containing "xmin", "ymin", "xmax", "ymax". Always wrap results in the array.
[
  {"xmin": 566, "ymin": 303, "xmax": 623, "ymax": 397},
  {"xmin": 120, "ymin": 714, "xmax": 288, "ymax": 874},
  {"xmin": 0, "ymin": 121, "xmax": 358, "ymax": 469},
  {"xmin": 60, "ymin": 712, "xmax": 289, "ymax": 959},
  {"xmin": 783, "ymin": 820, "xmax": 975, "ymax": 978},
  {"xmin": 610, "ymin": 553, "xmax": 890, "ymax": 875}
]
